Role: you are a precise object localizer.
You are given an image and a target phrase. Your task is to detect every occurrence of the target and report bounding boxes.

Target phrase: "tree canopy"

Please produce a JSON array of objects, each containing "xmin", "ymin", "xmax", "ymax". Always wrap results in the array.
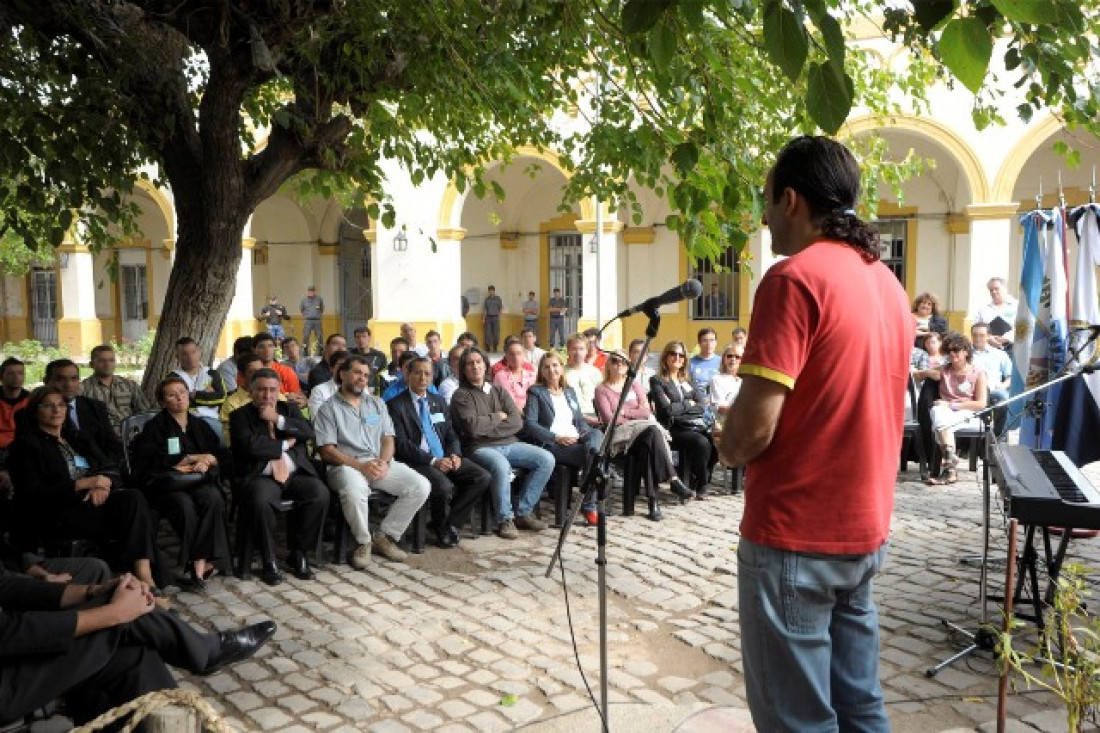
[{"xmin": 0, "ymin": 0, "xmax": 1096, "ymax": 377}]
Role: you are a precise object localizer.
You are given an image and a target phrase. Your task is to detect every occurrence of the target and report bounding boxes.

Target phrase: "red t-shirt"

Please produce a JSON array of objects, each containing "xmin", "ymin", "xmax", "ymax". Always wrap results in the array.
[{"xmin": 739, "ymin": 241, "xmax": 912, "ymax": 554}]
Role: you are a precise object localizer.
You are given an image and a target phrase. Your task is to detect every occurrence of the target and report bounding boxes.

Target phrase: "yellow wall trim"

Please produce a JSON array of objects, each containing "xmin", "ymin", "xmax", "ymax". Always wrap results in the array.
[
  {"xmin": 992, "ymin": 115, "xmax": 1064, "ymax": 202},
  {"xmin": 57, "ymin": 318, "xmax": 103, "ymax": 358},
  {"xmin": 241, "ymin": 237, "xmax": 257, "ymax": 250},
  {"xmin": 57, "ymin": 242, "xmax": 91, "ymax": 255},
  {"xmin": 364, "ymin": 227, "xmax": 377, "ymax": 244},
  {"xmin": 965, "ymin": 203, "xmax": 1020, "ymax": 221},
  {"xmin": 622, "ymin": 227, "xmax": 656, "ymax": 245},
  {"xmin": 500, "ymin": 232, "xmax": 520, "ymax": 249},
  {"xmin": 575, "ymin": 220, "xmax": 624, "ymax": 235},
  {"xmin": 437, "ymin": 227, "xmax": 467, "ymax": 242},
  {"xmin": 944, "ymin": 309, "xmax": 969, "ymax": 333},
  {"xmin": 317, "ymin": 243, "xmax": 340, "ymax": 256},
  {"xmin": 944, "ymin": 214, "xmax": 969, "ymax": 235},
  {"xmin": 161, "ymin": 239, "xmax": 175, "ymax": 260}
]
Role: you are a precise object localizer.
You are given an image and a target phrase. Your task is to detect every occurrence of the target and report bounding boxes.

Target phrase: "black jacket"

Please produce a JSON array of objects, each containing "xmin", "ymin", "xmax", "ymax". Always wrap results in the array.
[
  {"xmin": 0, "ymin": 570, "xmax": 75, "ymax": 660},
  {"xmin": 522, "ymin": 385, "xmax": 593, "ymax": 449},
  {"xmin": 14, "ymin": 395, "xmax": 123, "ymax": 465},
  {"xmin": 387, "ymin": 390, "xmax": 463, "ymax": 467},
  {"xmin": 228, "ymin": 402, "xmax": 318, "ymax": 484},
  {"xmin": 648, "ymin": 376, "xmax": 707, "ymax": 429},
  {"xmin": 130, "ymin": 409, "xmax": 226, "ymax": 488}
]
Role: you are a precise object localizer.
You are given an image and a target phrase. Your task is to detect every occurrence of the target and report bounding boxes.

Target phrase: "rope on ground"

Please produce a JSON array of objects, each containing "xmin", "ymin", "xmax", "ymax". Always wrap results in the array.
[{"xmin": 72, "ymin": 688, "xmax": 235, "ymax": 733}]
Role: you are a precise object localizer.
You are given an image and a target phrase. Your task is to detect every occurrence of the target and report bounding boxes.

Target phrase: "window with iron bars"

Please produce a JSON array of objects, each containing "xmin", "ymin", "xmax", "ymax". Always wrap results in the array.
[{"xmin": 690, "ymin": 248, "xmax": 740, "ymax": 320}]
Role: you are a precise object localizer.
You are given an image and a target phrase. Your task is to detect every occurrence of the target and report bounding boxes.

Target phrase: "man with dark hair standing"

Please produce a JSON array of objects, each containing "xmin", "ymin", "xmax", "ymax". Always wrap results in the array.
[
  {"xmin": 521, "ymin": 290, "xmax": 539, "ymax": 341},
  {"xmin": 718, "ymin": 136, "xmax": 910, "ymax": 732},
  {"xmin": 548, "ymin": 287, "xmax": 568, "ymax": 349},
  {"xmin": 299, "ymin": 285, "xmax": 325, "ymax": 357},
  {"xmin": 483, "ymin": 285, "xmax": 503, "ymax": 352}
]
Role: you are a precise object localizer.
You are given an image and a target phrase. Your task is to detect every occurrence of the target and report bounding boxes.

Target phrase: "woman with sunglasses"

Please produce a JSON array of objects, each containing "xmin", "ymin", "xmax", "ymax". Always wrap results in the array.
[
  {"xmin": 710, "ymin": 344, "xmax": 745, "ymax": 417},
  {"xmin": 925, "ymin": 333, "xmax": 987, "ymax": 485},
  {"xmin": 523, "ymin": 351, "xmax": 603, "ymax": 525},
  {"xmin": 595, "ymin": 350, "xmax": 692, "ymax": 519},
  {"xmin": 649, "ymin": 341, "xmax": 717, "ymax": 499},
  {"xmin": 7, "ymin": 386, "xmax": 160, "ymax": 590}
]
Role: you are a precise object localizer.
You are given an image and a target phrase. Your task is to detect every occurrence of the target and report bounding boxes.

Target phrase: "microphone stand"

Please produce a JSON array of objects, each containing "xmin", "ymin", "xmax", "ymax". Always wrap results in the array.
[{"xmin": 545, "ymin": 305, "xmax": 662, "ymax": 733}]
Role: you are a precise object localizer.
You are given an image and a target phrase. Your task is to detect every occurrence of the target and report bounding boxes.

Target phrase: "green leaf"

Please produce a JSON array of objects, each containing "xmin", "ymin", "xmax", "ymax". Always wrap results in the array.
[
  {"xmin": 816, "ymin": 13, "xmax": 845, "ymax": 70},
  {"xmin": 938, "ymin": 17, "xmax": 992, "ymax": 93},
  {"xmin": 650, "ymin": 20, "xmax": 677, "ymax": 69},
  {"xmin": 763, "ymin": 2, "xmax": 808, "ymax": 82},
  {"xmin": 670, "ymin": 142, "xmax": 699, "ymax": 177},
  {"xmin": 680, "ymin": 0, "xmax": 707, "ymax": 29},
  {"xmin": 622, "ymin": 0, "xmax": 672, "ymax": 35},
  {"xmin": 990, "ymin": 0, "xmax": 1051, "ymax": 25},
  {"xmin": 500, "ymin": 694, "xmax": 518, "ymax": 707},
  {"xmin": 806, "ymin": 61, "xmax": 853, "ymax": 133},
  {"xmin": 914, "ymin": 0, "xmax": 957, "ymax": 32}
]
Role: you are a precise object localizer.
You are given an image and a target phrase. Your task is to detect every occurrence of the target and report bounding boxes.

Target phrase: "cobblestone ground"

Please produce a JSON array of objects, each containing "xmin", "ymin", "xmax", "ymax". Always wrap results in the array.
[{"xmin": 164, "ymin": 460, "xmax": 1100, "ymax": 733}]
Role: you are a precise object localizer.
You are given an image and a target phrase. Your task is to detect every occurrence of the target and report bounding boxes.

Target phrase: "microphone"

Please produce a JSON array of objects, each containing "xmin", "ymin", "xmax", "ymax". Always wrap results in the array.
[{"xmin": 614, "ymin": 280, "xmax": 704, "ymax": 320}]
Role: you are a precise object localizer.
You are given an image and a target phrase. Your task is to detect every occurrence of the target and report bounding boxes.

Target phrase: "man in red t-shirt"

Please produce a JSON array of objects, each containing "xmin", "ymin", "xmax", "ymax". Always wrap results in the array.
[{"xmin": 718, "ymin": 137, "xmax": 911, "ymax": 732}]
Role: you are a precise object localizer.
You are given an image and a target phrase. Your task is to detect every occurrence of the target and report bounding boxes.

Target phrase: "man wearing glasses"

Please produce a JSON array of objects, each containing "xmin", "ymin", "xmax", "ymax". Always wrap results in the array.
[{"xmin": 718, "ymin": 137, "xmax": 911, "ymax": 732}]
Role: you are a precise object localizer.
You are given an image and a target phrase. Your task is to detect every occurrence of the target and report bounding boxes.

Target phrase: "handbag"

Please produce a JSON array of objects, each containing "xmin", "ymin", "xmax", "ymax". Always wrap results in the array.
[
  {"xmin": 149, "ymin": 466, "xmax": 218, "ymax": 492},
  {"xmin": 672, "ymin": 404, "xmax": 713, "ymax": 433},
  {"xmin": 608, "ymin": 418, "xmax": 670, "ymax": 457}
]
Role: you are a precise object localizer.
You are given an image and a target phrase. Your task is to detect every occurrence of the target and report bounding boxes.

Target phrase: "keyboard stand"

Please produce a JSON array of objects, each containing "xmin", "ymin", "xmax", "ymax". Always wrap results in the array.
[{"xmin": 1009, "ymin": 525, "xmax": 1075, "ymax": 630}]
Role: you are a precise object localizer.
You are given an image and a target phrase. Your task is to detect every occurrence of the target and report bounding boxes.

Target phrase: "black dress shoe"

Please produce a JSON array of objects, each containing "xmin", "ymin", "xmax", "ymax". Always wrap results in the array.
[
  {"xmin": 435, "ymin": 523, "xmax": 459, "ymax": 548},
  {"xmin": 669, "ymin": 479, "xmax": 693, "ymax": 505},
  {"xmin": 445, "ymin": 525, "xmax": 461, "ymax": 547},
  {"xmin": 202, "ymin": 620, "xmax": 277, "ymax": 676},
  {"xmin": 260, "ymin": 561, "xmax": 284, "ymax": 586},
  {"xmin": 286, "ymin": 551, "xmax": 314, "ymax": 580}
]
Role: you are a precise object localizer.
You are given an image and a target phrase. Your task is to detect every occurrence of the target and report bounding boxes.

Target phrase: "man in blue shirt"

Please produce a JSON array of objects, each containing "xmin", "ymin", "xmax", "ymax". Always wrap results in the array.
[
  {"xmin": 971, "ymin": 323, "xmax": 1012, "ymax": 436},
  {"xmin": 689, "ymin": 327, "xmax": 722, "ymax": 399}
]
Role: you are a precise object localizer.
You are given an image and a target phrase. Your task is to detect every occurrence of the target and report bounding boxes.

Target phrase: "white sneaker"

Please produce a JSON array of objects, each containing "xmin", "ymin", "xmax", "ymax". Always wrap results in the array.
[{"xmin": 350, "ymin": 543, "xmax": 371, "ymax": 569}]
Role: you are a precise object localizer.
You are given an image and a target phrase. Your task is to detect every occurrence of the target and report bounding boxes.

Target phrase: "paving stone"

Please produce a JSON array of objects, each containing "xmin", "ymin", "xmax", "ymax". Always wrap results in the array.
[
  {"xmin": 367, "ymin": 721, "xmax": 412, "ymax": 733},
  {"xmin": 463, "ymin": 689, "xmax": 502, "ymax": 707},
  {"xmin": 202, "ymin": 673, "xmax": 239, "ymax": 694},
  {"xmin": 401, "ymin": 710, "xmax": 444, "ymax": 731},
  {"xmin": 464, "ymin": 711, "xmax": 512, "ymax": 733},
  {"xmin": 247, "ymin": 707, "xmax": 292, "ymax": 729},
  {"xmin": 225, "ymin": 691, "xmax": 263, "ymax": 712},
  {"xmin": 277, "ymin": 694, "xmax": 316, "ymax": 715},
  {"xmin": 658, "ymin": 675, "xmax": 699, "ymax": 694}
]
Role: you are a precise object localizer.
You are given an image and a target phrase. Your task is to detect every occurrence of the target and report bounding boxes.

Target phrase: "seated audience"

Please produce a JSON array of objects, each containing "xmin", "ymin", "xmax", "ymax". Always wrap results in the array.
[
  {"xmin": 451, "ymin": 346, "xmax": 554, "ymax": 540},
  {"xmin": 172, "ymin": 336, "xmax": 228, "ymax": 443},
  {"xmin": 564, "ymin": 333, "xmax": 603, "ymax": 426},
  {"xmin": 43, "ymin": 359, "xmax": 124, "ymax": 465},
  {"xmin": 307, "ymin": 333, "xmax": 349, "ymax": 393},
  {"xmin": 971, "ymin": 322, "xmax": 1012, "ymax": 434},
  {"xmin": 401, "ymin": 323, "xmax": 429, "ymax": 358},
  {"xmin": 912, "ymin": 292, "xmax": 948, "ymax": 347},
  {"xmin": 925, "ymin": 333, "xmax": 988, "ymax": 486},
  {"xmin": 730, "ymin": 326, "xmax": 748, "ymax": 350},
  {"xmin": 349, "ymin": 326, "xmax": 388, "ymax": 378},
  {"xmin": 0, "ymin": 358, "xmax": 29, "ymax": 465},
  {"xmin": 229, "ymin": 369, "xmax": 329, "ymax": 585},
  {"xmin": 388, "ymin": 358, "xmax": 491, "ymax": 548},
  {"xmin": 131, "ymin": 376, "xmax": 229, "ymax": 591},
  {"xmin": 308, "ymin": 349, "xmax": 350, "ymax": 418},
  {"xmin": 425, "ymin": 330, "xmax": 451, "ymax": 386},
  {"xmin": 912, "ymin": 331, "xmax": 948, "ymax": 385},
  {"xmin": 280, "ymin": 336, "xmax": 315, "ymax": 386},
  {"xmin": 382, "ymin": 351, "xmax": 420, "ymax": 402},
  {"xmin": 583, "ymin": 327, "xmax": 607, "ymax": 369},
  {"xmin": 0, "ymin": 560, "xmax": 275, "ymax": 727},
  {"xmin": 524, "ymin": 351, "xmax": 602, "ymax": 525},
  {"xmin": 80, "ymin": 344, "xmax": 154, "ymax": 435},
  {"xmin": 688, "ymin": 328, "xmax": 722, "ymax": 397},
  {"xmin": 627, "ymin": 339, "xmax": 653, "ymax": 394},
  {"xmin": 595, "ymin": 350, "xmax": 692, "ymax": 518},
  {"xmin": 438, "ymin": 344, "xmax": 464, "ymax": 404},
  {"xmin": 910, "ymin": 344, "xmax": 930, "ymax": 383},
  {"xmin": 456, "ymin": 332, "xmax": 479, "ymax": 350},
  {"xmin": 521, "ymin": 328, "xmax": 545, "ymax": 367},
  {"xmin": 493, "ymin": 338, "xmax": 537, "ymax": 410},
  {"xmin": 217, "ymin": 336, "xmax": 254, "ymax": 395},
  {"xmin": 649, "ymin": 341, "xmax": 717, "ymax": 499},
  {"xmin": 219, "ymin": 354, "xmax": 271, "ymax": 441},
  {"xmin": 709, "ymin": 344, "xmax": 744, "ymax": 416},
  {"xmin": 8, "ymin": 386, "xmax": 159, "ymax": 591},
  {"xmin": 252, "ymin": 332, "xmax": 305, "ymax": 408},
  {"xmin": 377, "ymin": 337, "xmax": 409, "ymax": 395},
  {"xmin": 316, "ymin": 355, "xmax": 430, "ymax": 567}
]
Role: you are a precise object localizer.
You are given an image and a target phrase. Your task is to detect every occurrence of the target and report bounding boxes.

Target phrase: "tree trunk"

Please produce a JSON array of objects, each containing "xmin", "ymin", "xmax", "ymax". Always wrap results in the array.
[{"xmin": 141, "ymin": 215, "xmax": 246, "ymax": 392}]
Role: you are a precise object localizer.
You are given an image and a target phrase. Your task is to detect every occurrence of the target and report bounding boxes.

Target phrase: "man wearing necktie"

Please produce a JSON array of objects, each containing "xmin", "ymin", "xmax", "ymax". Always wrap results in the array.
[
  {"xmin": 388, "ymin": 358, "xmax": 490, "ymax": 548},
  {"xmin": 39, "ymin": 359, "xmax": 123, "ymax": 465},
  {"xmin": 229, "ymin": 369, "xmax": 329, "ymax": 586}
]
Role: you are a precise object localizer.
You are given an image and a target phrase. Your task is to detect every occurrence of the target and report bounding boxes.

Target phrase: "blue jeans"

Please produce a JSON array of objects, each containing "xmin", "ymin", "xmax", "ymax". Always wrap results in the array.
[
  {"xmin": 738, "ymin": 538, "xmax": 890, "ymax": 733},
  {"xmin": 471, "ymin": 443, "xmax": 555, "ymax": 522},
  {"xmin": 267, "ymin": 323, "xmax": 285, "ymax": 342}
]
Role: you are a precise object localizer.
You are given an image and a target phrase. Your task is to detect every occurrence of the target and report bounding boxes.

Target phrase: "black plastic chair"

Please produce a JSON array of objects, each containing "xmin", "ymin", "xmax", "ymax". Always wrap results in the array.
[{"xmin": 901, "ymin": 376, "xmax": 929, "ymax": 479}]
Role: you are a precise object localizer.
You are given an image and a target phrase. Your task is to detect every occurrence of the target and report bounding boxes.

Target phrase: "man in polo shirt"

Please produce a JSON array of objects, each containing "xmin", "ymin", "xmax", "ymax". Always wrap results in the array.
[
  {"xmin": 315, "ymin": 355, "xmax": 430, "ymax": 568},
  {"xmin": 718, "ymin": 136, "xmax": 911, "ymax": 732},
  {"xmin": 80, "ymin": 344, "xmax": 154, "ymax": 435}
]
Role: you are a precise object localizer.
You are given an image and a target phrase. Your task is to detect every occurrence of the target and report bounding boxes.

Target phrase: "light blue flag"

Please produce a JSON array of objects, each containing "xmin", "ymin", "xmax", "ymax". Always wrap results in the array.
[{"xmin": 1009, "ymin": 211, "xmax": 1045, "ymax": 433}]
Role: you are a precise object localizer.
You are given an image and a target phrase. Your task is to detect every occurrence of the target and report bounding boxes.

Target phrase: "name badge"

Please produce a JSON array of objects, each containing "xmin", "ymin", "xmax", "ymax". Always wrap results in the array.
[
  {"xmin": 430, "ymin": 412, "xmax": 446, "ymax": 424},
  {"xmin": 73, "ymin": 455, "xmax": 90, "ymax": 469},
  {"xmin": 167, "ymin": 437, "xmax": 181, "ymax": 455},
  {"xmin": 363, "ymin": 414, "xmax": 380, "ymax": 427}
]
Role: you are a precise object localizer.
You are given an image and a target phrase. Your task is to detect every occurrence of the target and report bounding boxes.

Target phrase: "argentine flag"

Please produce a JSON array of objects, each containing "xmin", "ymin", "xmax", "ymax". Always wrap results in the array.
[{"xmin": 1053, "ymin": 204, "xmax": 1100, "ymax": 466}]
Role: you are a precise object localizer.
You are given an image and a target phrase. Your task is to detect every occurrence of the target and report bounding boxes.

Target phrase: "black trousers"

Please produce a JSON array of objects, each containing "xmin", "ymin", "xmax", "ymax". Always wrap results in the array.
[
  {"xmin": 0, "ymin": 570, "xmax": 217, "ymax": 725},
  {"xmin": 628, "ymin": 427, "xmax": 677, "ymax": 500},
  {"xmin": 243, "ymin": 473, "xmax": 329, "ymax": 562},
  {"xmin": 410, "ymin": 459, "xmax": 491, "ymax": 530},
  {"xmin": 669, "ymin": 428, "xmax": 716, "ymax": 491},
  {"xmin": 54, "ymin": 488, "xmax": 156, "ymax": 566},
  {"xmin": 148, "ymin": 482, "xmax": 229, "ymax": 567}
]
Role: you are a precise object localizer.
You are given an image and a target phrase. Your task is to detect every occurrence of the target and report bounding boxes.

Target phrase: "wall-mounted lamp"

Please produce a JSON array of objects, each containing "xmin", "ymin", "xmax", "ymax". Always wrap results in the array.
[{"xmin": 393, "ymin": 230, "xmax": 408, "ymax": 252}]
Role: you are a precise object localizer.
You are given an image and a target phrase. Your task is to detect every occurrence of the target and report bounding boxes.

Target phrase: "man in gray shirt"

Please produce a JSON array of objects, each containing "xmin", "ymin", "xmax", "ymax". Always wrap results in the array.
[
  {"xmin": 548, "ymin": 287, "xmax": 568, "ymax": 348},
  {"xmin": 483, "ymin": 285, "xmax": 503, "ymax": 352},
  {"xmin": 521, "ymin": 291, "xmax": 539, "ymax": 342},
  {"xmin": 315, "ymin": 355, "xmax": 430, "ymax": 568},
  {"xmin": 299, "ymin": 286, "xmax": 325, "ymax": 357}
]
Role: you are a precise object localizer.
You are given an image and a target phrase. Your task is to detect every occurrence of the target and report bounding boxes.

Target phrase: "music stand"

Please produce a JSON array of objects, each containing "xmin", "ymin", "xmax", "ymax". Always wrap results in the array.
[
  {"xmin": 925, "ymin": 359, "xmax": 1098, "ymax": 676},
  {"xmin": 544, "ymin": 306, "xmax": 662, "ymax": 732}
]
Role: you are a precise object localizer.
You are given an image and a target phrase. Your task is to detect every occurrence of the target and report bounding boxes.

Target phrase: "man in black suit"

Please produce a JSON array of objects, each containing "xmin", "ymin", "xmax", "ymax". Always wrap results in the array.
[
  {"xmin": 229, "ymin": 369, "xmax": 329, "ymax": 586},
  {"xmin": 44, "ymin": 359, "xmax": 124, "ymax": 464},
  {"xmin": 0, "ymin": 560, "xmax": 275, "ymax": 726},
  {"xmin": 387, "ymin": 357, "xmax": 490, "ymax": 547}
]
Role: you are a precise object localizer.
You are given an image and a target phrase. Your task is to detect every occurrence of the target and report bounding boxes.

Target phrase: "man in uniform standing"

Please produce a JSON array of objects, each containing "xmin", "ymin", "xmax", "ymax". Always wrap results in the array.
[
  {"xmin": 299, "ymin": 286, "xmax": 325, "ymax": 357},
  {"xmin": 483, "ymin": 285, "xmax": 503, "ymax": 353},
  {"xmin": 548, "ymin": 287, "xmax": 568, "ymax": 349}
]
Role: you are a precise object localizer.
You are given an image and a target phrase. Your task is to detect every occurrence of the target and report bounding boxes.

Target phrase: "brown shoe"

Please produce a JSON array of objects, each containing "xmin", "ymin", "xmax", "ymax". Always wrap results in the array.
[
  {"xmin": 496, "ymin": 520, "xmax": 519, "ymax": 540},
  {"xmin": 514, "ymin": 514, "xmax": 547, "ymax": 532},
  {"xmin": 371, "ymin": 533, "xmax": 408, "ymax": 562},
  {"xmin": 349, "ymin": 543, "xmax": 371, "ymax": 569}
]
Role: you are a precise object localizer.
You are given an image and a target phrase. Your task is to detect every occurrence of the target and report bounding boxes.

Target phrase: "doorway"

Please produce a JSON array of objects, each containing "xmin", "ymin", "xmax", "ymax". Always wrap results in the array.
[
  {"xmin": 120, "ymin": 264, "xmax": 149, "ymax": 342},
  {"xmin": 30, "ymin": 268, "xmax": 58, "ymax": 347},
  {"xmin": 548, "ymin": 232, "xmax": 583, "ymax": 336}
]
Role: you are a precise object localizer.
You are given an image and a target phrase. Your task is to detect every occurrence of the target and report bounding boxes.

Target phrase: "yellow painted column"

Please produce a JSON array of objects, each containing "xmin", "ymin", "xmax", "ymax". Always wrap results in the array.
[
  {"xmin": 56, "ymin": 242, "xmax": 103, "ymax": 358},
  {"xmin": 951, "ymin": 203, "xmax": 1020, "ymax": 331}
]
